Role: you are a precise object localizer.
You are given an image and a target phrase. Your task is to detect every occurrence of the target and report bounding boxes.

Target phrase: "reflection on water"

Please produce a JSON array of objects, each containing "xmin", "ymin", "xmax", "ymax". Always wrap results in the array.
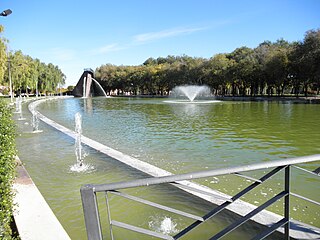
[
  {"xmin": 84, "ymin": 97, "xmax": 93, "ymax": 115},
  {"xmin": 16, "ymin": 97, "xmax": 320, "ymax": 239}
]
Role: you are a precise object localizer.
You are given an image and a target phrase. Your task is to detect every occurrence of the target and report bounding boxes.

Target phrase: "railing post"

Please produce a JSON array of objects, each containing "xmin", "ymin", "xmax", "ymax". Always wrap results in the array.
[
  {"xmin": 284, "ymin": 165, "xmax": 290, "ymax": 239},
  {"xmin": 80, "ymin": 184, "xmax": 103, "ymax": 240},
  {"xmin": 105, "ymin": 192, "xmax": 114, "ymax": 240}
]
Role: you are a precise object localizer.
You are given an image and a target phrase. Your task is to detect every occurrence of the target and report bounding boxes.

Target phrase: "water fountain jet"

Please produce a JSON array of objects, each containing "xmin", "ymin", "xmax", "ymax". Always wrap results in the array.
[
  {"xmin": 70, "ymin": 112, "xmax": 94, "ymax": 173},
  {"xmin": 172, "ymin": 85, "xmax": 211, "ymax": 101},
  {"xmin": 30, "ymin": 104, "xmax": 42, "ymax": 133},
  {"xmin": 16, "ymin": 96, "xmax": 26, "ymax": 120},
  {"xmin": 165, "ymin": 85, "xmax": 221, "ymax": 104},
  {"xmin": 75, "ymin": 112, "xmax": 83, "ymax": 167}
]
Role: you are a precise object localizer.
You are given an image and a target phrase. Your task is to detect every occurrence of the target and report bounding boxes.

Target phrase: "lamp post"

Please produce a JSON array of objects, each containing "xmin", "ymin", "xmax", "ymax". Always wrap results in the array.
[
  {"xmin": 1, "ymin": 9, "xmax": 13, "ymax": 101},
  {"xmin": 7, "ymin": 55, "xmax": 13, "ymax": 102},
  {"xmin": 1, "ymin": 9, "xmax": 12, "ymax": 17}
]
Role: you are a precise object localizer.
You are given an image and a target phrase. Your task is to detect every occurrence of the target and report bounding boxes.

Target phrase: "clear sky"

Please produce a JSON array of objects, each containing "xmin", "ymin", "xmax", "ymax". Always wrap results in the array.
[{"xmin": 1, "ymin": 0, "xmax": 319, "ymax": 86}]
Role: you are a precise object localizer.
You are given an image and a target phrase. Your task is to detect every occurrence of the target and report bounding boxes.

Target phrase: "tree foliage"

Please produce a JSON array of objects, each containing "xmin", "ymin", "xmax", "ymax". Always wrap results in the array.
[
  {"xmin": 0, "ymin": 25, "xmax": 8, "ymax": 84},
  {"xmin": 96, "ymin": 29, "xmax": 320, "ymax": 97},
  {"xmin": 0, "ymin": 100, "xmax": 17, "ymax": 239},
  {"xmin": 0, "ymin": 25, "xmax": 65, "ymax": 95}
]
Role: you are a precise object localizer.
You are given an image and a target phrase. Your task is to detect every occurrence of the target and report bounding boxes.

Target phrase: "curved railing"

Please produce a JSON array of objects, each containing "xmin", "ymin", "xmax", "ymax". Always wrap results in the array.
[{"xmin": 81, "ymin": 155, "xmax": 320, "ymax": 240}]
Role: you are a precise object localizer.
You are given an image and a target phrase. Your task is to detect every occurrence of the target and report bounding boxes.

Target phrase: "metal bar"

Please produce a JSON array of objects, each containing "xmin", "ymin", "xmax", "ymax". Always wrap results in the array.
[
  {"xmin": 234, "ymin": 172, "xmax": 262, "ymax": 183},
  {"xmin": 174, "ymin": 201, "xmax": 234, "ymax": 239},
  {"xmin": 174, "ymin": 166, "xmax": 285, "ymax": 239},
  {"xmin": 91, "ymin": 155, "xmax": 320, "ymax": 192},
  {"xmin": 209, "ymin": 191, "xmax": 288, "ymax": 240},
  {"xmin": 80, "ymin": 155, "xmax": 320, "ymax": 239},
  {"xmin": 292, "ymin": 165, "xmax": 320, "ymax": 176},
  {"xmin": 171, "ymin": 182, "xmax": 232, "ymax": 202},
  {"xmin": 80, "ymin": 184, "xmax": 103, "ymax": 240},
  {"xmin": 313, "ymin": 166, "xmax": 320, "ymax": 175},
  {"xmin": 251, "ymin": 218, "xmax": 288, "ymax": 240},
  {"xmin": 232, "ymin": 166, "xmax": 285, "ymax": 201},
  {"xmin": 290, "ymin": 192, "xmax": 320, "ymax": 206},
  {"xmin": 111, "ymin": 220, "xmax": 174, "ymax": 240},
  {"xmin": 109, "ymin": 190, "xmax": 204, "ymax": 221},
  {"xmin": 284, "ymin": 166, "xmax": 290, "ymax": 240},
  {"xmin": 173, "ymin": 218, "xmax": 204, "ymax": 239},
  {"xmin": 105, "ymin": 192, "xmax": 114, "ymax": 240}
]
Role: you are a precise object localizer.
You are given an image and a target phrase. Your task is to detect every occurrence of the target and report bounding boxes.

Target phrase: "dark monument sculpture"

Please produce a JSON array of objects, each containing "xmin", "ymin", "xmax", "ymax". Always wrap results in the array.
[{"xmin": 72, "ymin": 69, "xmax": 107, "ymax": 97}]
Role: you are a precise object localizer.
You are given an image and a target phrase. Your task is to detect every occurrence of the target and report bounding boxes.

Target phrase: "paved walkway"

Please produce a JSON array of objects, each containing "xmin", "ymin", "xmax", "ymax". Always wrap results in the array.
[{"xmin": 13, "ymin": 157, "xmax": 71, "ymax": 240}]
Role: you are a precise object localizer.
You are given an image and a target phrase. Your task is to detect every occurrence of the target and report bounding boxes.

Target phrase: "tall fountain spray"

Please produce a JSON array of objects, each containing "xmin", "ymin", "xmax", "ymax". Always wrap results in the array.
[
  {"xmin": 16, "ymin": 96, "xmax": 26, "ymax": 120},
  {"xmin": 75, "ymin": 112, "xmax": 83, "ymax": 167},
  {"xmin": 15, "ymin": 96, "xmax": 20, "ymax": 112},
  {"xmin": 70, "ymin": 112, "xmax": 94, "ymax": 172},
  {"xmin": 171, "ymin": 85, "xmax": 211, "ymax": 101},
  {"xmin": 30, "ymin": 104, "xmax": 42, "ymax": 133},
  {"xmin": 83, "ymin": 77, "xmax": 108, "ymax": 98}
]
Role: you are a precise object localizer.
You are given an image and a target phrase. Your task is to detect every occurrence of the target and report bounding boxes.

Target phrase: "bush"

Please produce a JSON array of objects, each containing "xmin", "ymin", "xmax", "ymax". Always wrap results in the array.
[{"xmin": 0, "ymin": 99, "xmax": 17, "ymax": 239}]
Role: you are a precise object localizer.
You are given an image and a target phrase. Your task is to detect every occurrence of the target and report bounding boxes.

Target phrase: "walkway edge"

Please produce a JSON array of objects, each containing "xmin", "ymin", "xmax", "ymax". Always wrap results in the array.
[{"xmin": 13, "ymin": 156, "xmax": 71, "ymax": 240}]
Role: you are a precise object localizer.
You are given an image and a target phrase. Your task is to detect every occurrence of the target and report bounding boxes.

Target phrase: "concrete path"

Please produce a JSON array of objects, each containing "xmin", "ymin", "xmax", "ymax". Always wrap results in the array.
[{"xmin": 13, "ymin": 157, "xmax": 71, "ymax": 240}]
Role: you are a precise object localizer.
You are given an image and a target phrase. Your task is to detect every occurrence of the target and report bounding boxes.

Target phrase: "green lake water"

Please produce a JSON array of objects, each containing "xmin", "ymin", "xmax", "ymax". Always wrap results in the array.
[{"xmin": 15, "ymin": 97, "xmax": 320, "ymax": 239}]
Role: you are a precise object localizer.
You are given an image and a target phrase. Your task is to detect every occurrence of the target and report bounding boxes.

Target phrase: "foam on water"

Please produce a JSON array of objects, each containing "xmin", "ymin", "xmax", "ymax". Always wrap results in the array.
[
  {"xmin": 164, "ymin": 99, "xmax": 221, "ymax": 104},
  {"xmin": 32, "ymin": 130, "xmax": 43, "ymax": 134},
  {"xmin": 148, "ymin": 216, "xmax": 179, "ymax": 235},
  {"xmin": 69, "ymin": 163, "xmax": 95, "ymax": 173}
]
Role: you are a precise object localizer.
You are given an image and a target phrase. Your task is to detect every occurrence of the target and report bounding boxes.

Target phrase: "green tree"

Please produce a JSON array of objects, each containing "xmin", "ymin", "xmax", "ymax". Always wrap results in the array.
[
  {"xmin": 291, "ymin": 29, "xmax": 320, "ymax": 96},
  {"xmin": 202, "ymin": 54, "xmax": 232, "ymax": 95},
  {"xmin": 228, "ymin": 47, "xmax": 257, "ymax": 96},
  {"xmin": 264, "ymin": 40, "xmax": 291, "ymax": 96},
  {"xmin": 0, "ymin": 25, "xmax": 8, "ymax": 85}
]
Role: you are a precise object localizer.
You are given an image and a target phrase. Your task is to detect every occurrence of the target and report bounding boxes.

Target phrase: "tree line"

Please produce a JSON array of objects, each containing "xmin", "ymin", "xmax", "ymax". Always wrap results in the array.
[
  {"xmin": 0, "ymin": 26, "xmax": 65, "ymax": 96},
  {"xmin": 95, "ymin": 29, "xmax": 320, "ymax": 97}
]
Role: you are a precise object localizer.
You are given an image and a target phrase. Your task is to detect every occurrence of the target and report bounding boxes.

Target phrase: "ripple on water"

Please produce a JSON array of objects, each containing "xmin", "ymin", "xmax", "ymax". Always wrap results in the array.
[{"xmin": 69, "ymin": 163, "xmax": 95, "ymax": 173}]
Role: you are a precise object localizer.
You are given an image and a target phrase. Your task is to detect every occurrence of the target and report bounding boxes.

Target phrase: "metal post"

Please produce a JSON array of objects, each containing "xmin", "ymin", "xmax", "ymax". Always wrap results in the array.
[
  {"xmin": 284, "ymin": 165, "xmax": 290, "ymax": 239},
  {"xmin": 105, "ymin": 192, "xmax": 114, "ymax": 240},
  {"xmin": 80, "ymin": 185, "xmax": 103, "ymax": 240}
]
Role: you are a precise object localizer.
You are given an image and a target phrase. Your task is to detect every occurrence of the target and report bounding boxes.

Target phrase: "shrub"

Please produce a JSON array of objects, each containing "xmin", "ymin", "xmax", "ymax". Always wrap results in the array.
[{"xmin": 0, "ymin": 100, "xmax": 17, "ymax": 239}]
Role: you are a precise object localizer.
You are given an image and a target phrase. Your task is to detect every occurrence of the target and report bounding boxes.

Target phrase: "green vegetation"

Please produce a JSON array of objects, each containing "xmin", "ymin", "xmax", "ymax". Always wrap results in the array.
[
  {"xmin": 0, "ymin": 26, "xmax": 65, "ymax": 96},
  {"xmin": 0, "ymin": 24, "xmax": 66, "ymax": 239},
  {"xmin": 96, "ymin": 29, "xmax": 320, "ymax": 97},
  {"xmin": 0, "ymin": 100, "xmax": 17, "ymax": 239}
]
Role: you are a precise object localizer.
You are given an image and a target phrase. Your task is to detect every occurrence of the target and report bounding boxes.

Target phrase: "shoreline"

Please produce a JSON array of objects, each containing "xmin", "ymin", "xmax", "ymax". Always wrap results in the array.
[
  {"xmin": 2, "ymin": 94, "xmax": 320, "ymax": 103},
  {"xmin": 108, "ymin": 94, "xmax": 320, "ymax": 103},
  {"xmin": 216, "ymin": 95, "xmax": 320, "ymax": 103}
]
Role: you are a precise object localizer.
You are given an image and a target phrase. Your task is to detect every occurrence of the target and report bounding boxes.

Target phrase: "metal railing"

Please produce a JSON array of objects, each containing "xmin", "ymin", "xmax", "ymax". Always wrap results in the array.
[{"xmin": 80, "ymin": 154, "xmax": 320, "ymax": 240}]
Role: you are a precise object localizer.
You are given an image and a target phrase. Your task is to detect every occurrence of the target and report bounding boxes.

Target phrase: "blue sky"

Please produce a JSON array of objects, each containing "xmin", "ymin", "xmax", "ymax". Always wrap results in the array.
[{"xmin": 1, "ymin": 0, "xmax": 319, "ymax": 86}]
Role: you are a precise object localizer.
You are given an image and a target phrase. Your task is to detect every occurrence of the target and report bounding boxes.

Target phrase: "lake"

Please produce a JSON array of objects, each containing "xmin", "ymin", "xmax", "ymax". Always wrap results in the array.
[{"xmin": 15, "ymin": 97, "xmax": 320, "ymax": 239}]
